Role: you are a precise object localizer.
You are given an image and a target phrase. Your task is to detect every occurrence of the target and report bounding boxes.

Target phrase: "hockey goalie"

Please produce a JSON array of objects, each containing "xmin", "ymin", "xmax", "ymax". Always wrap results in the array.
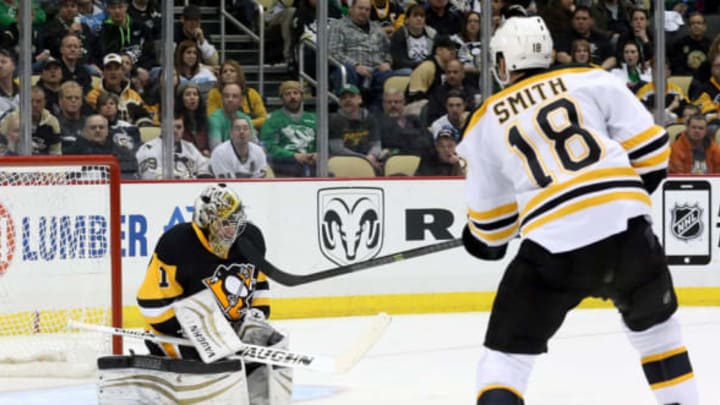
[{"xmin": 98, "ymin": 183, "xmax": 292, "ymax": 405}]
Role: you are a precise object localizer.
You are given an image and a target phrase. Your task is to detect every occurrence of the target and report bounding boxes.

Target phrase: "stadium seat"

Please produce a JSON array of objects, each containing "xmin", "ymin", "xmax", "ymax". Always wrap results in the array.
[
  {"xmin": 265, "ymin": 165, "xmax": 275, "ymax": 178},
  {"xmin": 665, "ymin": 124, "xmax": 686, "ymax": 142},
  {"xmin": 31, "ymin": 75, "xmax": 39, "ymax": 85},
  {"xmin": 328, "ymin": 156, "xmax": 376, "ymax": 177},
  {"xmin": 715, "ymin": 127, "xmax": 720, "ymax": 145},
  {"xmin": 384, "ymin": 76, "xmax": 410, "ymax": 93},
  {"xmin": 384, "ymin": 154, "xmax": 420, "ymax": 176},
  {"xmin": 139, "ymin": 126, "xmax": 162, "ymax": 143},
  {"xmin": 668, "ymin": 76, "xmax": 692, "ymax": 97}
]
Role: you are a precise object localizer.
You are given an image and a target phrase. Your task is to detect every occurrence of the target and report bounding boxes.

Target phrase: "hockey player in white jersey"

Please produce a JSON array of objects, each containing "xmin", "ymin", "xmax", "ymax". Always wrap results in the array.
[{"xmin": 457, "ymin": 16, "xmax": 699, "ymax": 405}]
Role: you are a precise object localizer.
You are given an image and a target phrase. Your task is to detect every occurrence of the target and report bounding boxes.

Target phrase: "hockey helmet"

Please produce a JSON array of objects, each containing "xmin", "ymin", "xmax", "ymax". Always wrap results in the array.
[
  {"xmin": 490, "ymin": 16, "xmax": 553, "ymax": 87},
  {"xmin": 193, "ymin": 183, "xmax": 247, "ymax": 256}
]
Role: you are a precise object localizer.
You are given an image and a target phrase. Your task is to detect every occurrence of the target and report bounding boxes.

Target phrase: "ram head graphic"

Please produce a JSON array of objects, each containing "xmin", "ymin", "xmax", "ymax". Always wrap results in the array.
[{"xmin": 317, "ymin": 188, "xmax": 384, "ymax": 266}]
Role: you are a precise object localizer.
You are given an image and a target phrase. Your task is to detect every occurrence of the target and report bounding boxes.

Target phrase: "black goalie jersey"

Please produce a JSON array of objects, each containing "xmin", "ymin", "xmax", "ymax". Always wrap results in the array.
[{"xmin": 137, "ymin": 221, "xmax": 271, "ymax": 359}]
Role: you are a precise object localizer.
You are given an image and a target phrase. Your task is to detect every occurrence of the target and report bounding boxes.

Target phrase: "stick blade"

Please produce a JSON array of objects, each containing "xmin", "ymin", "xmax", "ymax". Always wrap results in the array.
[{"xmin": 334, "ymin": 312, "xmax": 392, "ymax": 374}]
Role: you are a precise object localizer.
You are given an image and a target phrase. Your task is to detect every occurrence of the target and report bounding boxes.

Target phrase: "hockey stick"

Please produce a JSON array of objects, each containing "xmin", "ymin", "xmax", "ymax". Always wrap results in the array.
[
  {"xmin": 68, "ymin": 312, "xmax": 391, "ymax": 374},
  {"xmin": 239, "ymin": 238, "xmax": 463, "ymax": 286}
]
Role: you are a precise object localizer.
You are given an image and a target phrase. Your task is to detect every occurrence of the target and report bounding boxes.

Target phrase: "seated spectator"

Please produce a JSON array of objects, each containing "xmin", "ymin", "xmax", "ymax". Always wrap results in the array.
[
  {"xmin": 0, "ymin": 1, "xmax": 45, "ymax": 30},
  {"xmin": 390, "ymin": 4, "xmax": 436, "ymax": 72},
  {"xmin": 77, "ymin": 0, "xmax": 106, "ymax": 38},
  {"xmin": 689, "ymin": 34, "xmax": 720, "ymax": 100},
  {"xmin": 0, "ymin": 48, "xmax": 18, "ymax": 122},
  {"xmin": 570, "ymin": 39, "xmax": 595, "ymax": 65},
  {"xmin": 414, "ymin": 125, "xmax": 465, "ymax": 176},
  {"xmin": 96, "ymin": 0, "xmax": 156, "ymax": 70},
  {"xmin": 669, "ymin": 12, "xmax": 711, "ymax": 77},
  {"xmin": 96, "ymin": 91, "xmax": 141, "ymax": 154},
  {"xmin": 616, "ymin": 8, "xmax": 654, "ymax": 64},
  {"xmin": 430, "ymin": 90, "xmax": 469, "ymax": 138},
  {"xmin": 210, "ymin": 115, "xmax": 268, "ymax": 178},
  {"xmin": 554, "ymin": 6, "xmax": 616, "ymax": 69},
  {"xmin": 36, "ymin": 0, "xmax": 92, "ymax": 62},
  {"xmin": 375, "ymin": 88, "xmax": 433, "ymax": 158},
  {"xmin": 406, "ymin": 35, "xmax": 459, "ymax": 107},
  {"xmin": 610, "ymin": 41, "xmax": 652, "ymax": 91},
  {"xmin": 680, "ymin": 103, "xmax": 702, "ymax": 125},
  {"xmin": 369, "ymin": 0, "xmax": 405, "ymax": 37},
  {"xmin": 128, "ymin": 0, "xmax": 161, "ymax": 47},
  {"xmin": 0, "ymin": 114, "xmax": 19, "ymax": 154},
  {"xmin": 175, "ymin": 40, "xmax": 217, "ymax": 103},
  {"xmin": 86, "ymin": 53, "xmax": 154, "ymax": 127},
  {"xmin": 57, "ymin": 80, "xmax": 89, "ymax": 150},
  {"xmin": 635, "ymin": 59, "xmax": 688, "ymax": 125},
  {"xmin": 425, "ymin": 0, "xmax": 463, "ymax": 36},
  {"xmin": 208, "ymin": 83, "xmax": 256, "ymax": 151},
  {"xmin": 451, "ymin": 11, "xmax": 482, "ymax": 78},
  {"xmin": 29, "ymin": 86, "xmax": 62, "ymax": 155},
  {"xmin": 329, "ymin": 84, "xmax": 384, "ymax": 173},
  {"xmin": 36, "ymin": 57, "xmax": 64, "ymax": 116},
  {"xmin": 669, "ymin": 114, "xmax": 720, "ymax": 174},
  {"xmin": 207, "ymin": 60, "xmax": 267, "ymax": 131},
  {"xmin": 64, "ymin": 114, "xmax": 138, "ymax": 178},
  {"xmin": 176, "ymin": 82, "xmax": 210, "ymax": 157},
  {"xmin": 425, "ymin": 59, "xmax": 480, "ymax": 125},
  {"xmin": 58, "ymin": 33, "xmax": 94, "ymax": 92},
  {"xmin": 328, "ymin": 0, "xmax": 403, "ymax": 111},
  {"xmin": 692, "ymin": 53, "xmax": 720, "ymax": 119},
  {"xmin": 260, "ymin": 81, "xmax": 318, "ymax": 177},
  {"xmin": 136, "ymin": 115, "xmax": 210, "ymax": 179},
  {"xmin": 174, "ymin": 4, "xmax": 218, "ymax": 66}
]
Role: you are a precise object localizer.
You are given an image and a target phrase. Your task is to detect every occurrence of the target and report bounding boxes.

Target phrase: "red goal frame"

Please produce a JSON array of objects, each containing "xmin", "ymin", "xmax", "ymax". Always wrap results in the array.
[{"xmin": 0, "ymin": 155, "xmax": 123, "ymax": 354}]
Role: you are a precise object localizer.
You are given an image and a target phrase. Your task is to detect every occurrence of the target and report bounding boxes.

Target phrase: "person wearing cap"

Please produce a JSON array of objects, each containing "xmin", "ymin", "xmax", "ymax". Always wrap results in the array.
[
  {"xmin": 414, "ymin": 124, "xmax": 465, "ymax": 176},
  {"xmin": 96, "ymin": 0, "xmax": 157, "ymax": 70},
  {"xmin": 406, "ymin": 34, "xmax": 459, "ymax": 107},
  {"xmin": 328, "ymin": 0, "xmax": 405, "ymax": 111},
  {"xmin": 260, "ymin": 80, "xmax": 318, "ymax": 177},
  {"xmin": 174, "ymin": 4, "xmax": 219, "ymax": 66},
  {"xmin": 329, "ymin": 84, "xmax": 384, "ymax": 172},
  {"xmin": 86, "ymin": 53, "xmax": 154, "ymax": 127},
  {"xmin": 36, "ymin": 58, "xmax": 65, "ymax": 116}
]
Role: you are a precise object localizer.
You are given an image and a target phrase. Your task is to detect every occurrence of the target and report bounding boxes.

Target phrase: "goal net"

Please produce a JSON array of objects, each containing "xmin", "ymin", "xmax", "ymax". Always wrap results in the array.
[{"xmin": 0, "ymin": 156, "xmax": 122, "ymax": 377}]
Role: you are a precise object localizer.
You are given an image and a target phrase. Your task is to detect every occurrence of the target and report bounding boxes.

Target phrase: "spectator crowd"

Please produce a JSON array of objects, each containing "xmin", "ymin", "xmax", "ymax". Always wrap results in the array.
[{"xmin": 1, "ymin": 0, "xmax": 719, "ymax": 176}]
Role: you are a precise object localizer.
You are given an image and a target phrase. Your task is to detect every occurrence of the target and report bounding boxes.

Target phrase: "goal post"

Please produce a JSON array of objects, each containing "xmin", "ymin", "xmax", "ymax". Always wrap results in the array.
[{"xmin": 0, "ymin": 155, "xmax": 123, "ymax": 377}]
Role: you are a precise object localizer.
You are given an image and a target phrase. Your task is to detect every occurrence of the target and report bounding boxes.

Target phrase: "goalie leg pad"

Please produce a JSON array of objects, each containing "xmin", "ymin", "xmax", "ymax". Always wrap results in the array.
[
  {"xmin": 97, "ymin": 354, "xmax": 250, "ymax": 405},
  {"xmin": 238, "ymin": 319, "xmax": 293, "ymax": 405}
]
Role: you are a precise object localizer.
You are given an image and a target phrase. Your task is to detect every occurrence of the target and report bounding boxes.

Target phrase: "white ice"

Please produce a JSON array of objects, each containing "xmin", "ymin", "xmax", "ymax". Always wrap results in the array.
[{"xmin": 0, "ymin": 307, "xmax": 718, "ymax": 404}]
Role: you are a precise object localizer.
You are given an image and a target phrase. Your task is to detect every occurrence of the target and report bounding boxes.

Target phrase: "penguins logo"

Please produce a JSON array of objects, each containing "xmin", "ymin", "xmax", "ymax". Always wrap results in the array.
[
  {"xmin": 202, "ymin": 263, "xmax": 256, "ymax": 320},
  {"xmin": 670, "ymin": 203, "xmax": 703, "ymax": 241},
  {"xmin": 317, "ymin": 187, "xmax": 384, "ymax": 266}
]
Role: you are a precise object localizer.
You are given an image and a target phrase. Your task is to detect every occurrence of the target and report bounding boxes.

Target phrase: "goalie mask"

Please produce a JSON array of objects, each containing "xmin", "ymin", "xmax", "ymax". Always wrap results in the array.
[
  {"xmin": 490, "ymin": 16, "xmax": 553, "ymax": 87},
  {"xmin": 193, "ymin": 183, "xmax": 247, "ymax": 257}
]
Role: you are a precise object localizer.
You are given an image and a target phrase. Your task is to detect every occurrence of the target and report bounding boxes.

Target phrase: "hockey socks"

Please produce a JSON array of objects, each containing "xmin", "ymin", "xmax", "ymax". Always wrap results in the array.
[
  {"xmin": 625, "ymin": 316, "xmax": 699, "ymax": 405},
  {"xmin": 475, "ymin": 349, "xmax": 534, "ymax": 405}
]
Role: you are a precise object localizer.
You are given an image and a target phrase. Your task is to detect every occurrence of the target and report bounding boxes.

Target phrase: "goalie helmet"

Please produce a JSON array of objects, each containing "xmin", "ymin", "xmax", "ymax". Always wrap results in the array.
[
  {"xmin": 193, "ymin": 183, "xmax": 247, "ymax": 257},
  {"xmin": 490, "ymin": 16, "xmax": 553, "ymax": 87}
]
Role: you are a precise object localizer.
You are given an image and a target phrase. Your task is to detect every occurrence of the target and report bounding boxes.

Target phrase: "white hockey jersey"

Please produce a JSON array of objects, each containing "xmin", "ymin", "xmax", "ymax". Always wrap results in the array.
[
  {"xmin": 135, "ymin": 136, "xmax": 210, "ymax": 179},
  {"xmin": 457, "ymin": 66, "xmax": 669, "ymax": 253}
]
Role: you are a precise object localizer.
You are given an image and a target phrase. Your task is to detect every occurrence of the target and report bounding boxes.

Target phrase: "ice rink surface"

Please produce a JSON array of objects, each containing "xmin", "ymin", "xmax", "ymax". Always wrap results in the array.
[{"xmin": 0, "ymin": 307, "xmax": 718, "ymax": 404}]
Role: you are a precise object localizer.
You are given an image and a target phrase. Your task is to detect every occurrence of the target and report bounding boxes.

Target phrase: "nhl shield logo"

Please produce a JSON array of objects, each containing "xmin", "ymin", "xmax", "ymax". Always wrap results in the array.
[
  {"xmin": 670, "ymin": 203, "xmax": 703, "ymax": 241},
  {"xmin": 317, "ymin": 187, "xmax": 384, "ymax": 266}
]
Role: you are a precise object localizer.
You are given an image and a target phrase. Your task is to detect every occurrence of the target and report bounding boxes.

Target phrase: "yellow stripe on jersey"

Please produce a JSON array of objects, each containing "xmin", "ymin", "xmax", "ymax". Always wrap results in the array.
[
  {"xmin": 468, "ymin": 202, "xmax": 518, "ymax": 221},
  {"xmin": 192, "ymin": 222, "xmax": 224, "ymax": 258},
  {"xmin": 522, "ymin": 191, "xmax": 651, "ymax": 235},
  {"xmin": 464, "ymin": 67, "xmax": 596, "ymax": 140},
  {"xmin": 137, "ymin": 253, "xmax": 184, "ymax": 301},
  {"xmin": 521, "ymin": 167, "xmax": 639, "ymax": 218},
  {"xmin": 620, "ymin": 125, "xmax": 665, "ymax": 152},
  {"xmin": 633, "ymin": 147, "xmax": 670, "ymax": 169},
  {"xmin": 469, "ymin": 221, "xmax": 520, "ymax": 242}
]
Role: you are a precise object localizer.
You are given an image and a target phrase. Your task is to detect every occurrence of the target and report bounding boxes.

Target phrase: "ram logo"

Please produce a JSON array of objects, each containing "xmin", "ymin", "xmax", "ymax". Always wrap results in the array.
[{"xmin": 317, "ymin": 187, "xmax": 384, "ymax": 266}]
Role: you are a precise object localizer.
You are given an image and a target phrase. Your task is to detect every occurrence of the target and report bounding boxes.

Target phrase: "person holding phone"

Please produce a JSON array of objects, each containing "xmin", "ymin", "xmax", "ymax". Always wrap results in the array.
[{"xmin": 669, "ymin": 114, "xmax": 720, "ymax": 174}]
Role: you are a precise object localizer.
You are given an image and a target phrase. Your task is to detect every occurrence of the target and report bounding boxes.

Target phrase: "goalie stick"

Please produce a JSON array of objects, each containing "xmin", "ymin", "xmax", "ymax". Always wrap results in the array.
[
  {"xmin": 68, "ymin": 312, "xmax": 390, "ymax": 374},
  {"xmin": 239, "ymin": 238, "xmax": 463, "ymax": 286}
]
